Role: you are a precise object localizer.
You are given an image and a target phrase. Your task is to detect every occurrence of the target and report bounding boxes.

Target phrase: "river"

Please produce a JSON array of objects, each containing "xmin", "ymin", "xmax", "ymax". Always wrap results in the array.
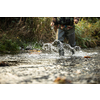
[{"xmin": 0, "ymin": 47, "xmax": 100, "ymax": 84}]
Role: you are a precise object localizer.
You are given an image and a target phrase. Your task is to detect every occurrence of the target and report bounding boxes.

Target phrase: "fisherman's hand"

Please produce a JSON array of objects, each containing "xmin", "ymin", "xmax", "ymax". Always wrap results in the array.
[
  {"xmin": 74, "ymin": 19, "xmax": 78, "ymax": 24},
  {"xmin": 50, "ymin": 22, "xmax": 54, "ymax": 26},
  {"xmin": 61, "ymin": 25, "xmax": 65, "ymax": 29}
]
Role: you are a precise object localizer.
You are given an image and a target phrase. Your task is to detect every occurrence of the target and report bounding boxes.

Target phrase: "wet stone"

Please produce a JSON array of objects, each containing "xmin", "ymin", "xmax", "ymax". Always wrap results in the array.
[{"xmin": 0, "ymin": 46, "xmax": 100, "ymax": 84}]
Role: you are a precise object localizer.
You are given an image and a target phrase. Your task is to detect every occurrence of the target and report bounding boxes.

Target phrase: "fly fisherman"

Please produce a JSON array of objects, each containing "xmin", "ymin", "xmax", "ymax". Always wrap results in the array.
[{"xmin": 50, "ymin": 17, "xmax": 80, "ymax": 56}]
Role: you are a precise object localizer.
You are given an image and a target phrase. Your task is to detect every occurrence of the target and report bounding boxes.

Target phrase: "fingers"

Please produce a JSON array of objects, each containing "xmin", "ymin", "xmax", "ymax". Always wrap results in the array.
[
  {"xmin": 74, "ymin": 19, "xmax": 78, "ymax": 24},
  {"xmin": 50, "ymin": 22, "xmax": 54, "ymax": 26}
]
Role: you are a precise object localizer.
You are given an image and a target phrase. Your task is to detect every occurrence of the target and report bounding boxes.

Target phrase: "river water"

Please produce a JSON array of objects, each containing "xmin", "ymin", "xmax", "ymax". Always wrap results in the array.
[{"xmin": 0, "ymin": 46, "xmax": 100, "ymax": 84}]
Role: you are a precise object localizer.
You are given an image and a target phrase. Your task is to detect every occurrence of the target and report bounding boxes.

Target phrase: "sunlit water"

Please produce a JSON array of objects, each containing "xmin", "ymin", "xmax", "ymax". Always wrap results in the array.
[
  {"xmin": 27, "ymin": 50, "xmax": 98, "ymax": 60},
  {"xmin": 26, "ymin": 40, "xmax": 99, "ymax": 60},
  {"xmin": 0, "ymin": 41, "xmax": 99, "ymax": 63}
]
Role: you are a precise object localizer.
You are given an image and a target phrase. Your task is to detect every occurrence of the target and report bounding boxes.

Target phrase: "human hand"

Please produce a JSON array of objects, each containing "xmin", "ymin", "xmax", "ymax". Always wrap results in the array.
[
  {"xmin": 61, "ymin": 25, "xmax": 65, "ymax": 29},
  {"xmin": 74, "ymin": 19, "xmax": 78, "ymax": 24},
  {"xmin": 50, "ymin": 22, "xmax": 54, "ymax": 26}
]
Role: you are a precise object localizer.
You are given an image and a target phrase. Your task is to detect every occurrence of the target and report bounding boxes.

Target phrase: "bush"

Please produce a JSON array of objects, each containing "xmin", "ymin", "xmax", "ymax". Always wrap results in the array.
[
  {"xmin": 0, "ymin": 34, "xmax": 19, "ymax": 53},
  {"xmin": 75, "ymin": 19, "xmax": 100, "ymax": 48},
  {"xmin": 0, "ymin": 17, "xmax": 100, "ymax": 54},
  {"xmin": 16, "ymin": 17, "xmax": 54, "ymax": 43}
]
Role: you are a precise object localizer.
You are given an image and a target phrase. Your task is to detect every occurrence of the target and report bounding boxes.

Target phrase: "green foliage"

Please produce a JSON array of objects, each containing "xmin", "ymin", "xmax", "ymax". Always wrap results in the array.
[
  {"xmin": 24, "ymin": 17, "xmax": 53, "ymax": 42},
  {"xmin": 32, "ymin": 42, "xmax": 42, "ymax": 50},
  {"xmin": 0, "ymin": 34, "xmax": 19, "ymax": 53},
  {"xmin": 0, "ymin": 17, "xmax": 100, "ymax": 54},
  {"xmin": 82, "ymin": 17, "xmax": 100, "ymax": 23},
  {"xmin": 75, "ymin": 18, "xmax": 100, "ymax": 48},
  {"xmin": 0, "ymin": 17, "xmax": 20, "ymax": 30}
]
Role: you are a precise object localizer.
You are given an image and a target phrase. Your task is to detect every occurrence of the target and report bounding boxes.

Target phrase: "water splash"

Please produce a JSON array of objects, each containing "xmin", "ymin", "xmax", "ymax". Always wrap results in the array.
[
  {"xmin": 24, "ymin": 40, "xmax": 98, "ymax": 60},
  {"xmin": 42, "ymin": 40, "xmax": 81, "ymax": 56}
]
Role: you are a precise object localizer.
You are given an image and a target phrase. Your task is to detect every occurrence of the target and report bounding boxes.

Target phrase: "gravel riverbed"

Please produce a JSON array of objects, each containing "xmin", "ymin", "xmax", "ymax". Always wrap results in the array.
[{"xmin": 0, "ymin": 47, "xmax": 100, "ymax": 84}]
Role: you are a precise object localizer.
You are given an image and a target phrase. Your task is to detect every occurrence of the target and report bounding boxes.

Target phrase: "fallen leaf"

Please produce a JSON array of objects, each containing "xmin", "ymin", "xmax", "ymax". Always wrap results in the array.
[
  {"xmin": 29, "ymin": 50, "xmax": 37, "ymax": 52},
  {"xmin": 54, "ymin": 77, "xmax": 72, "ymax": 84},
  {"xmin": 54, "ymin": 77, "xmax": 61, "ymax": 82},
  {"xmin": 0, "ymin": 61, "xmax": 9, "ymax": 66},
  {"xmin": 84, "ymin": 56, "xmax": 91, "ymax": 58},
  {"xmin": 29, "ymin": 52, "xmax": 41, "ymax": 55},
  {"xmin": 38, "ymin": 50, "xmax": 41, "ymax": 52}
]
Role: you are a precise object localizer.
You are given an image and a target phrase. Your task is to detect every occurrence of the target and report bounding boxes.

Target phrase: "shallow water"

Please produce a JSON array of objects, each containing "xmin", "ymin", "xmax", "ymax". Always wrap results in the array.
[
  {"xmin": 0, "ymin": 46, "xmax": 100, "ymax": 84},
  {"xmin": 24, "ymin": 47, "xmax": 99, "ymax": 60},
  {"xmin": 0, "ymin": 47, "xmax": 99, "ymax": 63},
  {"xmin": 41, "ymin": 41, "xmax": 99, "ymax": 59},
  {"xmin": 0, "ymin": 40, "xmax": 99, "ymax": 65}
]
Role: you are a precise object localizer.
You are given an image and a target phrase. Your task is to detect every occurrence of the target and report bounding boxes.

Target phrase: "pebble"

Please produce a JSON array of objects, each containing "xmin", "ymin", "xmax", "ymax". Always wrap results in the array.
[
  {"xmin": 0, "ymin": 49, "xmax": 100, "ymax": 84},
  {"xmin": 76, "ymin": 70, "xmax": 81, "ymax": 74}
]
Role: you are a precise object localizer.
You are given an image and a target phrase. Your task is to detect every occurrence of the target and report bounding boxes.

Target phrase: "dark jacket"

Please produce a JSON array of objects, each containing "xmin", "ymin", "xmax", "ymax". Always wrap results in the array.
[{"xmin": 52, "ymin": 17, "xmax": 80, "ymax": 30}]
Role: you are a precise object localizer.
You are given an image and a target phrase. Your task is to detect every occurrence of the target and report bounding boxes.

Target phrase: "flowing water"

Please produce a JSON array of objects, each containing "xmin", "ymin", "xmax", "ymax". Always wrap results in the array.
[{"xmin": 0, "ymin": 41, "xmax": 100, "ymax": 84}]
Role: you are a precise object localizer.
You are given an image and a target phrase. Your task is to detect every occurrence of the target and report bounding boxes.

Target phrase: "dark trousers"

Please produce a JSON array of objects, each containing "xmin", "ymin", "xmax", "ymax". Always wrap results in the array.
[
  {"xmin": 58, "ymin": 27, "xmax": 76, "ymax": 47},
  {"xmin": 57, "ymin": 27, "xmax": 76, "ymax": 56}
]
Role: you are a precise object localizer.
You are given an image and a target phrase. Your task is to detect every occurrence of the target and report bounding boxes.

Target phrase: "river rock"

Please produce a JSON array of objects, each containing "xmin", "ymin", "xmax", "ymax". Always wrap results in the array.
[{"xmin": 0, "ymin": 47, "xmax": 100, "ymax": 84}]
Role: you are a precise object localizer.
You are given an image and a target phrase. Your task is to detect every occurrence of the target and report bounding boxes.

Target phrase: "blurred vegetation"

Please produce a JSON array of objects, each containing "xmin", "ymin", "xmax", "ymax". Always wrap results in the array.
[
  {"xmin": 0, "ymin": 17, "xmax": 100, "ymax": 53},
  {"xmin": 75, "ymin": 18, "xmax": 100, "ymax": 48},
  {"xmin": 0, "ymin": 34, "xmax": 19, "ymax": 53}
]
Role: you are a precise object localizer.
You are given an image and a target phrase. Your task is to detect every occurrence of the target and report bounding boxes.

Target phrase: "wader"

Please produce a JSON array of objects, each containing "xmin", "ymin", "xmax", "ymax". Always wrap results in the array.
[{"xmin": 57, "ymin": 27, "xmax": 76, "ymax": 56}]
